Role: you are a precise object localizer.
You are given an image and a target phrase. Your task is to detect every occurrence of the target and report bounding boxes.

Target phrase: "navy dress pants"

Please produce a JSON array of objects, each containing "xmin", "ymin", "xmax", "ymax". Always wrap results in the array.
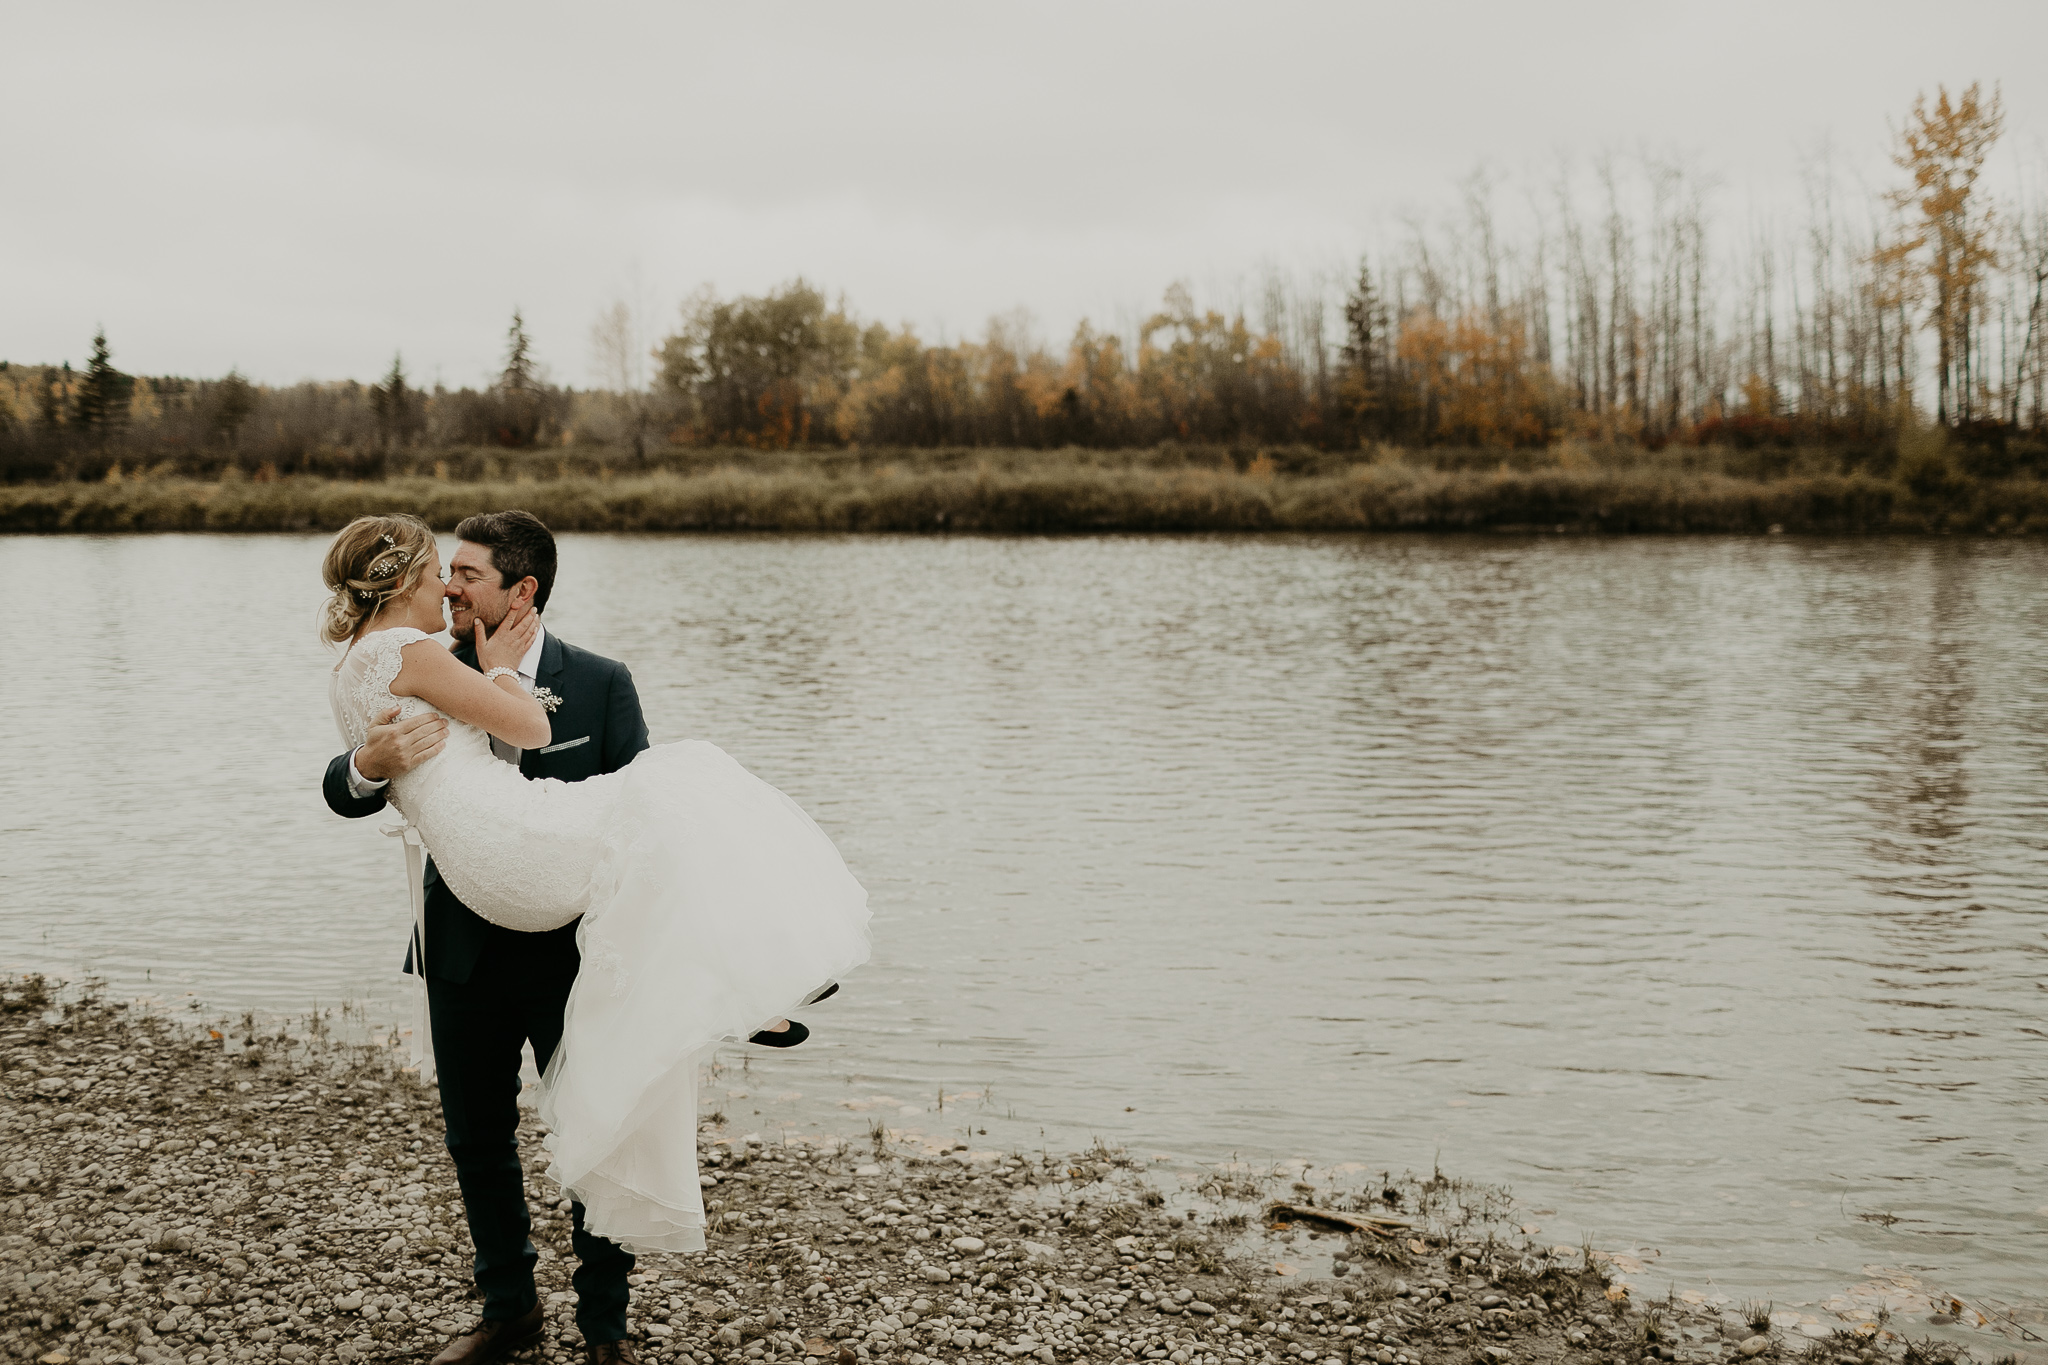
[{"xmin": 425, "ymin": 940, "xmax": 634, "ymax": 1343}]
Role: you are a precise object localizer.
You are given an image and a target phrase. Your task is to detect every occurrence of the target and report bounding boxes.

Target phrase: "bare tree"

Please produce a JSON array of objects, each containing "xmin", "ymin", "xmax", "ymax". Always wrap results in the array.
[
  {"xmin": 589, "ymin": 297, "xmax": 652, "ymax": 463},
  {"xmin": 2010, "ymin": 189, "xmax": 2048, "ymax": 426}
]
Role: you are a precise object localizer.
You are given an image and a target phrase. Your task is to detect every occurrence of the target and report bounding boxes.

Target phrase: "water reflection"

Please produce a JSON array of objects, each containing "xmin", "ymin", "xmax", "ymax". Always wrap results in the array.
[{"xmin": 2, "ymin": 532, "xmax": 2044, "ymax": 1319}]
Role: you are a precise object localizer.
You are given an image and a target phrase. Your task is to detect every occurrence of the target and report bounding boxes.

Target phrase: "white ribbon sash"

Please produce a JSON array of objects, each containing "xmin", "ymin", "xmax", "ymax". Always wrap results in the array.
[{"xmin": 382, "ymin": 821, "xmax": 436, "ymax": 1084}]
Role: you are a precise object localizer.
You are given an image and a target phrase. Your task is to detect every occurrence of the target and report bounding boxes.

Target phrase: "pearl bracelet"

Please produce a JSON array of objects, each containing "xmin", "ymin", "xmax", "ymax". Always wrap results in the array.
[{"xmin": 483, "ymin": 667, "xmax": 520, "ymax": 684}]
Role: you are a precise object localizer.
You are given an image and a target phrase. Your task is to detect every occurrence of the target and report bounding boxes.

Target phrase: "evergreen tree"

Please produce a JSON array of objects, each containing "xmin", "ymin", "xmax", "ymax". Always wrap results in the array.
[
  {"xmin": 74, "ymin": 330, "xmax": 130, "ymax": 441},
  {"xmin": 501, "ymin": 309, "xmax": 536, "ymax": 392},
  {"xmin": 493, "ymin": 310, "xmax": 546, "ymax": 446},
  {"xmin": 212, "ymin": 369, "xmax": 255, "ymax": 450},
  {"xmin": 1341, "ymin": 260, "xmax": 1391, "ymax": 440},
  {"xmin": 370, "ymin": 352, "xmax": 415, "ymax": 449}
]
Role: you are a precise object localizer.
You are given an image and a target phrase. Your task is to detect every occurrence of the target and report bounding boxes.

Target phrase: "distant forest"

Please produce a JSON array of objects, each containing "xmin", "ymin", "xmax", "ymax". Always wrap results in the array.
[{"xmin": 4, "ymin": 84, "xmax": 2044, "ymax": 485}]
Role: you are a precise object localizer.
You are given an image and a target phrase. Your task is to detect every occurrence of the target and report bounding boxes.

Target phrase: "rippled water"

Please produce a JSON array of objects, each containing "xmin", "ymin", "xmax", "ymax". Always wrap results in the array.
[{"xmin": 4, "ymin": 533, "xmax": 2044, "ymax": 1318}]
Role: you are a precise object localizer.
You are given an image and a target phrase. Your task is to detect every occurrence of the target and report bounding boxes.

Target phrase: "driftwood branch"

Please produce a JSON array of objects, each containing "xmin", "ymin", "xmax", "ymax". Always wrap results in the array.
[{"xmin": 1264, "ymin": 1202, "xmax": 1413, "ymax": 1238}]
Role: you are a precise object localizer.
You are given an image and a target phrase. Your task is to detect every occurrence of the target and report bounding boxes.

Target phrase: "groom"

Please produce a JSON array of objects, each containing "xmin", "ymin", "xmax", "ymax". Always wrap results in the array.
[{"xmin": 322, "ymin": 510, "xmax": 648, "ymax": 1365}]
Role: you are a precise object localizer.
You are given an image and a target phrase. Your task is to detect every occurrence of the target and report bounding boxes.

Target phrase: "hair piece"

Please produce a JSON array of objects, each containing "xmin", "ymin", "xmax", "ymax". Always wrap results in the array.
[{"xmin": 320, "ymin": 514, "xmax": 436, "ymax": 644}]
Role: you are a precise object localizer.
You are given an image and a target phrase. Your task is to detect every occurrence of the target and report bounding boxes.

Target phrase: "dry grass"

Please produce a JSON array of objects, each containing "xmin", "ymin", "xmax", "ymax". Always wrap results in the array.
[{"xmin": 1, "ymin": 461, "xmax": 2042, "ymax": 535}]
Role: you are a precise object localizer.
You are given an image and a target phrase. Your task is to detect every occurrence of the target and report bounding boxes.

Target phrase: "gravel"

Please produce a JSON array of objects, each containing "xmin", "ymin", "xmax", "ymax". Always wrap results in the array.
[{"xmin": 0, "ymin": 981, "xmax": 1958, "ymax": 1365}]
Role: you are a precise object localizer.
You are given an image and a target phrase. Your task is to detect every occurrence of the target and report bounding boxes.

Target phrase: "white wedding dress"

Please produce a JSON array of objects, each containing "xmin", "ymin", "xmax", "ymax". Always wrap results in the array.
[{"xmin": 330, "ymin": 626, "xmax": 872, "ymax": 1252}]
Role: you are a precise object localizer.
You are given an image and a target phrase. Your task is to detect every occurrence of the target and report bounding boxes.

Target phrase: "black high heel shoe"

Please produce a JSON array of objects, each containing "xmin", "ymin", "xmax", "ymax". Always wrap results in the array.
[
  {"xmin": 801, "ymin": 982, "xmax": 840, "ymax": 1006},
  {"xmin": 749, "ymin": 1020, "xmax": 810, "ymax": 1047}
]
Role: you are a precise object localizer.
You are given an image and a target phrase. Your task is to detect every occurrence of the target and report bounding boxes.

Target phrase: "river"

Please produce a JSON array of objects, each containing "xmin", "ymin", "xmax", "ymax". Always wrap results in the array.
[{"xmin": 3, "ymin": 532, "xmax": 2043, "ymax": 1322}]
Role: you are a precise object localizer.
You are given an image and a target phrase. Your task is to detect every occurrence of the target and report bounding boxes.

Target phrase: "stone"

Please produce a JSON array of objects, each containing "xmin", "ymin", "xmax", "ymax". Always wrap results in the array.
[
  {"xmin": 0, "ymin": 991, "xmax": 1662, "ymax": 1365},
  {"xmin": 1740, "ymin": 1337, "xmax": 1770, "ymax": 1357}
]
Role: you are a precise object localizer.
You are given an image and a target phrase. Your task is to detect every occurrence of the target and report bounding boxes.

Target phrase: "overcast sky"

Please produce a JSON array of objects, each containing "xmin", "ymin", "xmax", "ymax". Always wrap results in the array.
[{"xmin": 5, "ymin": 1, "xmax": 2042, "ymax": 388}]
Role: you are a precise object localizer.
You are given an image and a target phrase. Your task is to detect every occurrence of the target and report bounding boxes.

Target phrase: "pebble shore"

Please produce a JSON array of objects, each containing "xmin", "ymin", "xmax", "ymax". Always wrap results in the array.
[{"xmin": 2, "ymin": 982, "xmax": 1969, "ymax": 1365}]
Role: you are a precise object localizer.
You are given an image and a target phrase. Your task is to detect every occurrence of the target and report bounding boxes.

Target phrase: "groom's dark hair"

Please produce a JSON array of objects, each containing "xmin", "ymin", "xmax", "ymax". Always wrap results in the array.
[{"xmin": 454, "ymin": 509, "xmax": 558, "ymax": 613}]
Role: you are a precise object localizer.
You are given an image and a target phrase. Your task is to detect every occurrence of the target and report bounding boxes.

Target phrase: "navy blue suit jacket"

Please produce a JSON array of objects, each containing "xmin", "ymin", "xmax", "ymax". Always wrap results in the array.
[{"xmin": 321, "ymin": 629, "xmax": 651, "ymax": 985}]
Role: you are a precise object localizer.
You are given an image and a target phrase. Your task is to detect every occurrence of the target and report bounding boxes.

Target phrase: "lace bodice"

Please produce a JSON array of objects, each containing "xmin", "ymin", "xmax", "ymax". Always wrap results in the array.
[{"xmin": 330, "ymin": 626, "xmax": 438, "ymax": 749}]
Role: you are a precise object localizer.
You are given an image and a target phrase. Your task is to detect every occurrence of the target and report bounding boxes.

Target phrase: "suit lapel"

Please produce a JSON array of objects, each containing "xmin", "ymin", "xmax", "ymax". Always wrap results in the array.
[
  {"xmin": 522, "ymin": 631, "xmax": 571, "ymax": 775},
  {"xmin": 535, "ymin": 630, "xmax": 566, "ymax": 691}
]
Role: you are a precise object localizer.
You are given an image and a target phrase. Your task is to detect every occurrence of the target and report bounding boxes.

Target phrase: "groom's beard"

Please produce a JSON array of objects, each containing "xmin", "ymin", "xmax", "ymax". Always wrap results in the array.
[{"xmin": 449, "ymin": 602, "xmax": 506, "ymax": 646}]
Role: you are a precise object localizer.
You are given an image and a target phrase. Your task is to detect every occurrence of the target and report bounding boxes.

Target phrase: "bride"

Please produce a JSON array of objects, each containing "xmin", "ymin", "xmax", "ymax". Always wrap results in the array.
[{"xmin": 324, "ymin": 514, "xmax": 871, "ymax": 1253}]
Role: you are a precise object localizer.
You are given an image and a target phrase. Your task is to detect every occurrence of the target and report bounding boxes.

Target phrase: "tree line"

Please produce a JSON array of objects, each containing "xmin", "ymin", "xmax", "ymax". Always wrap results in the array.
[
  {"xmin": 4, "ymin": 84, "xmax": 2043, "ymax": 486},
  {"xmin": 0, "ymin": 312, "xmax": 570, "ymax": 482}
]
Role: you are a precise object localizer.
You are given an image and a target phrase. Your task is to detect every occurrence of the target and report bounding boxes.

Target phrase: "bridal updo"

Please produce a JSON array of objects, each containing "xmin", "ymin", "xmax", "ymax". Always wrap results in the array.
[{"xmin": 320, "ymin": 514, "xmax": 436, "ymax": 643}]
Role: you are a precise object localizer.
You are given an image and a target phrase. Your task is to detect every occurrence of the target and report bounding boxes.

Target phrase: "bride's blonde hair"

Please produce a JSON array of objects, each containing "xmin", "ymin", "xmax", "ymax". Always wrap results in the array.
[{"xmin": 320, "ymin": 514, "xmax": 436, "ymax": 643}]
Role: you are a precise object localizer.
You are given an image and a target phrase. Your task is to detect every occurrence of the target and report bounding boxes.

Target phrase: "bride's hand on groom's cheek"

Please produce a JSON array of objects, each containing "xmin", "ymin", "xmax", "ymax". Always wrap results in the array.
[
  {"xmin": 357, "ymin": 707, "xmax": 449, "ymax": 782},
  {"xmin": 477, "ymin": 604, "xmax": 539, "ymax": 672}
]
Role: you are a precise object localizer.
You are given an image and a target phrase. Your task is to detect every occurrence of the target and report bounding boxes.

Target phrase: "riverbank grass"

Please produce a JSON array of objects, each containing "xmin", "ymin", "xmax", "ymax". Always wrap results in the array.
[{"xmin": 2, "ymin": 457, "xmax": 2044, "ymax": 535}]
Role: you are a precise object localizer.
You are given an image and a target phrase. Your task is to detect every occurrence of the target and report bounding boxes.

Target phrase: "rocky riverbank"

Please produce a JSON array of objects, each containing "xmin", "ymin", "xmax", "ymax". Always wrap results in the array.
[{"xmin": 0, "ymin": 981, "xmax": 1981, "ymax": 1365}]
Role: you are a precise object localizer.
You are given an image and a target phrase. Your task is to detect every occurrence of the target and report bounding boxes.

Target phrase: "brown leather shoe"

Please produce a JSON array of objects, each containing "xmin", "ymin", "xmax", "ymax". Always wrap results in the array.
[
  {"xmin": 585, "ymin": 1340, "xmax": 641, "ymax": 1364},
  {"xmin": 429, "ymin": 1301, "xmax": 545, "ymax": 1364}
]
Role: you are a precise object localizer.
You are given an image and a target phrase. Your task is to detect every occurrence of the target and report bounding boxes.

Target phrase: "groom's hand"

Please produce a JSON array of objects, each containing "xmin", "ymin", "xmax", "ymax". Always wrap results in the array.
[{"xmin": 356, "ymin": 707, "xmax": 448, "ymax": 782}]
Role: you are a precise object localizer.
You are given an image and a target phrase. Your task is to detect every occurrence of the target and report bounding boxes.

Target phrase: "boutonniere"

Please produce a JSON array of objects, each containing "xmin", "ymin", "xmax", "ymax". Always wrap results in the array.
[{"xmin": 532, "ymin": 686, "xmax": 563, "ymax": 714}]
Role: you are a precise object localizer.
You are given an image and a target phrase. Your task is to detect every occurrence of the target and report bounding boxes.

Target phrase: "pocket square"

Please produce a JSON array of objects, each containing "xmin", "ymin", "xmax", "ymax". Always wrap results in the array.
[{"xmin": 537, "ymin": 735, "xmax": 590, "ymax": 755}]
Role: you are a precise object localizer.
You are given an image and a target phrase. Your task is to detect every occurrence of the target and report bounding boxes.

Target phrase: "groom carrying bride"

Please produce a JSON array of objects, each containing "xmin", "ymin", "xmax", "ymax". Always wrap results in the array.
[
  {"xmin": 323, "ymin": 510, "xmax": 647, "ymax": 1365},
  {"xmin": 321, "ymin": 509, "xmax": 869, "ymax": 1363}
]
